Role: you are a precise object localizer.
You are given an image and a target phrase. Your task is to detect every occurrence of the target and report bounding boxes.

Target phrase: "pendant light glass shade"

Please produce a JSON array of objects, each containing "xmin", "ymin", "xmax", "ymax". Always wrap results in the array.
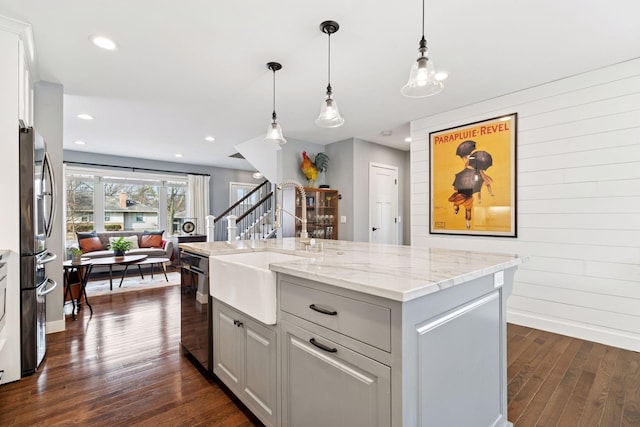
[
  {"xmin": 264, "ymin": 119, "xmax": 286, "ymax": 145},
  {"xmin": 401, "ymin": 52, "xmax": 443, "ymax": 97},
  {"xmin": 316, "ymin": 21, "xmax": 344, "ymax": 128},
  {"xmin": 315, "ymin": 90, "xmax": 344, "ymax": 128},
  {"xmin": 401, "ymin": 0, "xmax": 444, "ymax": 98},
  {"xmin": 264, "ymin": 62, "xmax": 287, "ymax": 145}
]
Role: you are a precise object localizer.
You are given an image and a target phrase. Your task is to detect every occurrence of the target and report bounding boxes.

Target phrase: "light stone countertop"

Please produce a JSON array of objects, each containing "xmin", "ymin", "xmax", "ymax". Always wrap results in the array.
[
  {"xmin": 0, "ymin": 250, "xmax": 9, "ymax": 260},
  {"xmin": 179, "ymin": 238, "xmax": 528, "ymax": 302}
]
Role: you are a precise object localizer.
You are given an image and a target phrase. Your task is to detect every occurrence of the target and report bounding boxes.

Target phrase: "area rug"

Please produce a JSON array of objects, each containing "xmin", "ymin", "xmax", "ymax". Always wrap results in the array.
[{"xmin": 85, "ymin": 271, "xmax": 181, "ymax": 296}]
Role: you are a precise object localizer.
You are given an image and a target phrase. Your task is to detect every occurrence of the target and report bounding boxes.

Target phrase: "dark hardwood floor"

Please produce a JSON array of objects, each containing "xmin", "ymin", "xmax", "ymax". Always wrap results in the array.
[{"xmin": 1, "ymin": 286, "xmax": 639, "ymax": 426}]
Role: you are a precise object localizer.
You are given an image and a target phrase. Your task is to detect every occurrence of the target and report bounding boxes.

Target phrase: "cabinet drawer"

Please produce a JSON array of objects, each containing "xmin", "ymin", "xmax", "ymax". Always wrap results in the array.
[
  {"xmin": 281, "ymin": 321, "xmax": 391, "ymax": 427},
  {"xmin": 280, "ymin": 281, "xmax": 391, "ymax": 352}
]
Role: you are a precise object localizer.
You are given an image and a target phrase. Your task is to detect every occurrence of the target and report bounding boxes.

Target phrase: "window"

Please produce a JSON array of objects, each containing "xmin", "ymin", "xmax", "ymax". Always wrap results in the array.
[
  {"xmin": 64, "ymin": 166, "xmax": 189, "ymax": 246},
  {"xmin": 167, "ymin": 181, "xmax": 187, "ymax": 235},
  {"xmin": 103, "ymin": 178, "xmax": 159, "ymax": 231},
  {"xmin": 65, "ymin": 174, "xmax": 95, "ymax": 241},
  {"xmin": 229, "ymin": 182, "xmax": 259, "ymax": 206}
]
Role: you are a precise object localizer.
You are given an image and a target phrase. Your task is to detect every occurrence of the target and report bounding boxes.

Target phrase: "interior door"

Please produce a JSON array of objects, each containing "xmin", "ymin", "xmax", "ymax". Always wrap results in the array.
[{"xmin": 369, "ymin": 163, "xmax": 398, "ymax": 244}]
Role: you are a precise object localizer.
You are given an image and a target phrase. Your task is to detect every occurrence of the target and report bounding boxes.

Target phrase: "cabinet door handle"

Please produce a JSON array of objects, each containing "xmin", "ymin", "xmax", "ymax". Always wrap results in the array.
[
  {"xmin": 309, "ymin": 304, "xmax": 337, "ymax": 316},
  {"xmin": 309, "ymin": 338, "xmax": 337, "ymax": 353},
  {"xmin": 233, "ymin": 320, "xmax": 243, "ymax": 327}
]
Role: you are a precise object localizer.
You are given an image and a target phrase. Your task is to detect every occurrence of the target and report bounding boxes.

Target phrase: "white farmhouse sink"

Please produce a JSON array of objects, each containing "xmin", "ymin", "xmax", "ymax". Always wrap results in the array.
[{"xmin": 210, "ymin": 251, "xmax": 307, "ymax": 325}]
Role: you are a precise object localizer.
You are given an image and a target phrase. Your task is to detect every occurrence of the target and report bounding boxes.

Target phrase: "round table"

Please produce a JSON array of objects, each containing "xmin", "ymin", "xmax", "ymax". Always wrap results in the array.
[
  {"xmin": 89, "ymin": 255, "xmax": 148, "ymax": 290},
  {"xmin": 62, "ymin": 259, "xmax": 93, "ymax": 319}
]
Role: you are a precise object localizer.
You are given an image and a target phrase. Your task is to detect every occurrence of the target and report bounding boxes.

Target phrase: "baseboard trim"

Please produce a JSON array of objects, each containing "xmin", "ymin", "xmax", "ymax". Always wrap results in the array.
[
  {"xmin": 196, "ymin": 291, "xmax": 208, "ymax": 305},
  {"xmin": 46, "ymin": 319, "xmax": 65, "ymax": 334},
  {"xmin": 507, "ymin": 309, "xmax": 640, "ymax": 352}
]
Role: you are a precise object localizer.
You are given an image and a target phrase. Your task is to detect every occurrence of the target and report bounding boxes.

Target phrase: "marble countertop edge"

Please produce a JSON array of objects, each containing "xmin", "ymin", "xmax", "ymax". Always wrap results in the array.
[{"xmin": 180, "ymin": 239, "xmax": 528, "ymax": 302}]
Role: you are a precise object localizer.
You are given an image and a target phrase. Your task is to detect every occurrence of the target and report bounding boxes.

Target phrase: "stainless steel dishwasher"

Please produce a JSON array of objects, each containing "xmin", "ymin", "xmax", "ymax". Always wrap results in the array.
[{"xmin": 180, "ymin": 250, "xmax": 212, "ymax": 373}]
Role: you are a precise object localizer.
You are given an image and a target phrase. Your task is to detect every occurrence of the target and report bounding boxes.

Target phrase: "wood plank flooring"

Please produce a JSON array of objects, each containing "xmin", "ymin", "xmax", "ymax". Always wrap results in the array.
[{"xmin": 1, "ymin": 286, "xmax": 639, "ymax": 426}]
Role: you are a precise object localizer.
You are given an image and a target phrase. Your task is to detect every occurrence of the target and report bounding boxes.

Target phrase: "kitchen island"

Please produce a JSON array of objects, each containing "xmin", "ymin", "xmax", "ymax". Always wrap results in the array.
[{"xmin": 179, "ymin": 238, "xmax": 527, "ymax": 427}]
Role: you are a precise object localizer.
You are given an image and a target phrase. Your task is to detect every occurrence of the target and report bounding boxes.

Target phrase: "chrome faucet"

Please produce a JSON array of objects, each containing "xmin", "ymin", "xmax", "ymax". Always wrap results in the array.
[{"xmin": 274, "ymin": 180, "xmax": 309, "ymax": 243}]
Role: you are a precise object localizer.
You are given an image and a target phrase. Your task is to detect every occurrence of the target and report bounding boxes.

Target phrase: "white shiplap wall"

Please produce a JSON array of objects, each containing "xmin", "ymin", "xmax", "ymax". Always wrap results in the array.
[{"xmin": 411, "ymin": 58, "xmax": 640, "ymax": 351}]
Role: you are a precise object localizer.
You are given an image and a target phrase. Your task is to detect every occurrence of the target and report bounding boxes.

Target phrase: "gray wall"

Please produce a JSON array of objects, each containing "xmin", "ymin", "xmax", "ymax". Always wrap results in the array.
[
  {"xmin": 325, "ymin": 138, "xmax": 354, "ymax": 241},
  {"xmin": 353, "ymin": 138, "xmax": 409, "ymax": 244},
  {"xmin": 63, "ymin": 150, "xmax": 257, "ymax": 217},
  {"xmin": 325, "ymin": 138, "xmax": 410, "ymax": 244},
  {"xmin": 35, "ymin": 81, "xmax": 65, "ymax": 329}
]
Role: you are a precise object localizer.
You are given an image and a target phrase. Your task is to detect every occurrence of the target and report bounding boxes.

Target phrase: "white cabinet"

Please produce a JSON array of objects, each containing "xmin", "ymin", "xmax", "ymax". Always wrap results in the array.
[
  {"xmin": 17, "ymin": 38, "xmax": 33, "ymax": 126},
  {"xmin": 0, "ymin": 261, "xmax": 6, "ymax": 334},
  {"xmin": 212, "ymin": 299, "xmax": 277, "ymax": 427}
]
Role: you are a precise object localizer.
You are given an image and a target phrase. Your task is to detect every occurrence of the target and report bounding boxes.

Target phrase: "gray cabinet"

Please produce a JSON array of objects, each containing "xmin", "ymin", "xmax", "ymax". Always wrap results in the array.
[
  {"xmin": 212, "ymin": 299, "xmax": 277, "ymax": 427},
  {"xmin": 278, "ymin": 269, "xmax": 514, "ymax": 427},
  {"xmin": 280, "ymin": 321, "xmax": 391, "ymax": 427},
  {"xmin": 279, "ymin": 278, "xmax": 392, "ymax": 427}
]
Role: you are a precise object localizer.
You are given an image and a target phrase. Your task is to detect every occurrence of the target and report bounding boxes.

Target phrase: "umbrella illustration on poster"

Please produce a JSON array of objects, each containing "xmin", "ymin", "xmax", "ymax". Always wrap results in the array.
[
  {"xmin": 456, "ymin": 140, "xmax": 476, "ymax": 159},
  {"xmin": 452, "ymin": 168, "xmax": 483, "ymax": 195},
  {"xmin": 469, "ymin": 150, "xmax": 494, "ymax": 200}
]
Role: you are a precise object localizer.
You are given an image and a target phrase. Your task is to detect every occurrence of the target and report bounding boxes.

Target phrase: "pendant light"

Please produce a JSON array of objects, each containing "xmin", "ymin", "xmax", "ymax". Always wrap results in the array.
[
  {"xmin": 401, "ymin": 0, "xmax": 444, "ymax": 98},
  {"xmin": 315, "ymin": 20, "xmax": 344, "ymax": 128},
  {"xmin": 264, "ymin": 62, "xmax": 287, "ymax": 145}
]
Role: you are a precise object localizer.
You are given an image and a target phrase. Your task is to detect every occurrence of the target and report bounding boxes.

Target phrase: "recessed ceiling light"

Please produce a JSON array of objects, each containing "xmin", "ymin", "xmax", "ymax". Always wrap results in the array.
[
  {"xmin": 73, "ymin": 140, "xmax": 86, "ymax": 145},
  {"xmin": 380, "ymin": 130, "xmax": 392, "ymax": 136},
  {"xmin": 89, "ymin": 35, "xmax": 118, "ymax": 51},
  {"xmin": 175, "ymin": 154, "xmax": 183, "ymax": 158},
  {"xmin": 435, "ymin": 72, "xmax": 449, "ymax": 81},
  {"xmin": 77, "ymin": 113, "xmax": 93, "ymax": 120},
  {"xmin": 404, "ymin": 137, "xmax": 411, "ymax": 143},
  {"xmin": 205, "ymin": 136, "xmax": 215, "ymax": 142}
]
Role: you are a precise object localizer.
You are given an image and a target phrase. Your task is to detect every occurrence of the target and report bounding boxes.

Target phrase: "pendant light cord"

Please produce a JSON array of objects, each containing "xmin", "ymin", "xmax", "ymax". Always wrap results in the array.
[
  {"xmin": 272, "ymin": 69, "xmax": 277, "ymax": 121},
  {"xmin": 326, "ymin": 32, "xmax": 332, "ymax": 95},
  {"xmin": 418, "ymin": 0, "xmax": 427, "ymax": 55},
  {"xmin": 422, "ymin": 0, "xmax": 425, "ymax": 37}
]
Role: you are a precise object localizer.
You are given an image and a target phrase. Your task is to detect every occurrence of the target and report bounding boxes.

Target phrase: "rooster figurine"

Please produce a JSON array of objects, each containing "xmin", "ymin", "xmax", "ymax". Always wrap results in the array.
[{"xmin": 300, "ymin": 151, "xmax": 329, "ymax": 188}]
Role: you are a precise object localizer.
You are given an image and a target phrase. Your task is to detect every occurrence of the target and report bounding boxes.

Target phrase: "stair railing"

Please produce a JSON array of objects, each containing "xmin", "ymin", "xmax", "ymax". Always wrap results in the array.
[
  {"xmin": 235, "ymin": 191, "xmax": 275, "ymax": 240},
  {"xmin": 213, "ymin": 180, "xmax": 274, "ymax": 241}
]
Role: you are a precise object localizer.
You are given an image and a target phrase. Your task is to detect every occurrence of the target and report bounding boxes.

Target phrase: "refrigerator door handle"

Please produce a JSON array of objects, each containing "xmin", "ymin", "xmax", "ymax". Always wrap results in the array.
[
  {"xmin": 37, "ymin": 278, "xmax": 58, "ymax": 297},
  {"xmin": 42, "ymin": 151, "xmax": 56, "ymax": 238},
  {"xmin": 38, "ymin": 252, "xmax": 57, "ymax": 266}
]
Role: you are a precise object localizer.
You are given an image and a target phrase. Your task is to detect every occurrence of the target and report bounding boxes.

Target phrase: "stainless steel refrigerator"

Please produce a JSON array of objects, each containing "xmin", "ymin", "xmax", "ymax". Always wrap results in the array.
[{"xmin": 19, "ymin": 122, "xmax": 57, "ymax": 377}]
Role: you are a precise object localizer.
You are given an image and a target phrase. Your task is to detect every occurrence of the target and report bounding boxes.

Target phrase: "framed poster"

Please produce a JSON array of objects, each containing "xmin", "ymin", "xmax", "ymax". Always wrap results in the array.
[{"xmin": 430, "ymin": 113, "xmax": 517, "ymax": 237}]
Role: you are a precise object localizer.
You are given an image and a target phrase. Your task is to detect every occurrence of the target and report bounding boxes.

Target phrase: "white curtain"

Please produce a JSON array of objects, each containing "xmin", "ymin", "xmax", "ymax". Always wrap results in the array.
[{"xmin": 187, "ymin": 174, "xmax": 210, "ymax": 235}]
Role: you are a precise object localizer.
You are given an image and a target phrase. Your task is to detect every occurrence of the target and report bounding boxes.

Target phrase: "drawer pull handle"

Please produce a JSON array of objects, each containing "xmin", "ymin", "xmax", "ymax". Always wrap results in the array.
[
  {"xmin": 309, "ymin": 338, "xmax": 337, "ymax": 353},
  {"xmin": 233, "ymin": 319, "xmax": 243, "ymax": 328},
  {"xmin": 309, "ymin": 304, "xmax": 337, "ymax": 316}
]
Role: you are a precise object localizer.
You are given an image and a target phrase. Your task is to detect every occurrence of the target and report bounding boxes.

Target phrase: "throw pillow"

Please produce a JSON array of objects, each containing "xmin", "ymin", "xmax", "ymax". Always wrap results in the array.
[
  {"xmin": 76, "ymin": 230, "xmax": 97, "ymax": 241},
  {"xmin": 79, "ymin": 237, "xmax": 103, "ymax": 253},
  {"xmin": 108, "ymin": 235, "xmax": 139, "ymax": 250},
  {"xmin": 140, "ymin": 234, "xmax": 162, "ymax": 248},
  {"xmin": 143, "ymin": 230, "xmax": 164, "ymax": 236}
]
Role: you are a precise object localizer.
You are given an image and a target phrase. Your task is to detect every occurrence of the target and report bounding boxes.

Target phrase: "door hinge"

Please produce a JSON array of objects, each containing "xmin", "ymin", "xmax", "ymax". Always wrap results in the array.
[
  {"xmin": 394, "ymin": 179, "xmax": 397, "ymax": 185},
  {"xmin": 395, "ymin": 217, "xmax": 397, "ymax": 223}
]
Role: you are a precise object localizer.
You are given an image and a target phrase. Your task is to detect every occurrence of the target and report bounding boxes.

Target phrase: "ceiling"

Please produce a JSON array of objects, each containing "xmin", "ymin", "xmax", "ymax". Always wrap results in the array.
[{"xmin": 1, "ymin": 1, "xmax": 638, "ymax": 170}]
